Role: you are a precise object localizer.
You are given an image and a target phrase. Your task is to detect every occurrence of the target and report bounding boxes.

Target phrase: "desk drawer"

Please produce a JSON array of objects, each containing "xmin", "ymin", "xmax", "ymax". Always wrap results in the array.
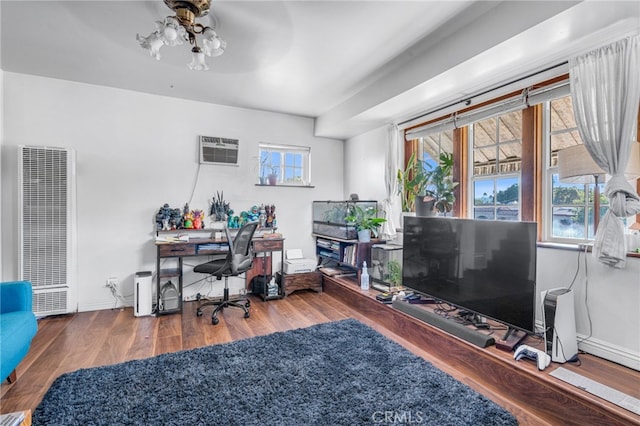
[
  {"xmin": 253, "ymin": 239, "xmax": 283, "ymax": 252},
  {"xmin": 158, "ymin": 244, "xmax": 196, "ymax": 257}
]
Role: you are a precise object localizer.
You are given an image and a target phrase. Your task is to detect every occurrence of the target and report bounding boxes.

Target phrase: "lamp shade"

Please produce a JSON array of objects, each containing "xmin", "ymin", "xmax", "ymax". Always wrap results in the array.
[
  {"xmin": 558, "ymin": 144, "xmax": 605, "ymax": 184},
  {"xmin": 558, "ymin": 142, "xmax": 640, "ymax": 183},
  {"xmin": 626, "ymin": 142, "xmax": 640, "ymax": 179}
]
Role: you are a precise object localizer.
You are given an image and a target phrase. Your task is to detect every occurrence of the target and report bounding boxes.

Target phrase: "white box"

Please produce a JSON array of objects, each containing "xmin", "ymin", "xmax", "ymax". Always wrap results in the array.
[{"xmin": 284, "ymin": 249, "xmax": 317, "ymax": 274}]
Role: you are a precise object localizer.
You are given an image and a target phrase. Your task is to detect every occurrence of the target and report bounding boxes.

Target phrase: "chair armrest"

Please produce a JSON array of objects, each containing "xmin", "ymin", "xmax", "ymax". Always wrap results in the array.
[{"xmin": 0, "ymin": 281, "xmax": 33, "ymax": 314}]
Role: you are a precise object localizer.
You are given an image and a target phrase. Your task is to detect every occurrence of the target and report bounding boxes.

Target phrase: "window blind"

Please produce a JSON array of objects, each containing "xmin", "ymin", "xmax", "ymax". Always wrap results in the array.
[{"xmin": 405, "ymin": 80, "xmax": 570, "ymax": 140}]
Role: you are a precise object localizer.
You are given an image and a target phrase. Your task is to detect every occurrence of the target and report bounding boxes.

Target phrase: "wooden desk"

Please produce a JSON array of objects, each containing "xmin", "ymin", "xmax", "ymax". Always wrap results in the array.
[{"xmin": 155, "ymin": 235, "xmax": 284, "ymax": 314}]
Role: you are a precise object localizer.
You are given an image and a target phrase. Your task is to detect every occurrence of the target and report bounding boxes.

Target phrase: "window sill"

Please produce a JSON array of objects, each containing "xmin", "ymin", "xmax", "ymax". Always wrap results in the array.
[
  {"xmin": 255, "ymin": 184, "xmax": 315, "ymax": 188},
  {"xmin": 537, "ymin": 242, "xmax": 640, "ymax": 258}
]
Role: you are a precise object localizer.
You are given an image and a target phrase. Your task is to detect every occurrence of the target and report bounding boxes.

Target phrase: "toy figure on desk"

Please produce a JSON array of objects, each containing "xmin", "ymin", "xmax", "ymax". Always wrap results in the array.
[
  {"xmin": 192, "ymin": 209, "xmax": 204, "ymax": 229},
  {"xmin": 169, "ymin": 208, "xmax": 182, "ymax": 229},
  {"xmin": 155, "ymin": 203, "xmax": 172, "ymax": 231},
  {"xmin": 183, "ymin": 211, "xmax": 194, "ymax": 229},
  {"xmin": 156, "ymin": 203, "xmax": 184, "ymax": 230},
  {"xmin": 266, "ymin": 204, "xmax": 276, "ymax": 228},
  {"xmin": 259, "ymin": 204, "xmax": 267, "ymax": 228},
  {"xmin": 210, "ymin": 191, "xmax": 231, "ymax": 222}
]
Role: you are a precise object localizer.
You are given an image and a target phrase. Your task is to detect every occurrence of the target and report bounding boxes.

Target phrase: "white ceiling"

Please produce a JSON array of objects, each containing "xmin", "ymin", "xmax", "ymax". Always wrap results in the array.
[{"xmin": 1, "ymin": 1, "xmax": 639, "ymax": 139}]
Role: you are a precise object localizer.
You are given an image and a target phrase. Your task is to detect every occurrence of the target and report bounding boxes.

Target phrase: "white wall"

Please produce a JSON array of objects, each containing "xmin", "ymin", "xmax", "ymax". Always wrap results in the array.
[
  {"xmin": 344, "ymin": 125, "xmax": 640, "ymax": 370},
  {"xmin": 343, "ymin": 126, "xmax": 387, "ymax": 202},
  {"xmin": 1, "ymin": 72, "xmax": 344, "ymax": 311}
]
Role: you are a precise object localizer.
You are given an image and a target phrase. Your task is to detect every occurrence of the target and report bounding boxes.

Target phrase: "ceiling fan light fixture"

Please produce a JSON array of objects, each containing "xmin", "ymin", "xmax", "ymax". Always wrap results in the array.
[
  {"xmin": 188, "ymin": 47, "xmax": 209, "ymax": 71},
  {"xmin": 137, "ymin": 0, "xmax": 224, "ymax": 70},
  {"xmin": 136, "ymin": 31, "xmax": 164, "ymax": 60},
  {"xmin": 202, "ymin": 28, "xmax": 225, "ymax": 57}
]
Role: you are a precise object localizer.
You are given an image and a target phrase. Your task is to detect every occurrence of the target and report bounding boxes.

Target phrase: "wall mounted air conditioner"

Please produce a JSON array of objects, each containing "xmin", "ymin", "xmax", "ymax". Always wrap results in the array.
[
  {"xmin": 18, "ymin": 145, "xmax": 77, "ymax": 316},
  {"xmin": 199, "ymin": 136, "xmax": 239, "ymax": 165}
]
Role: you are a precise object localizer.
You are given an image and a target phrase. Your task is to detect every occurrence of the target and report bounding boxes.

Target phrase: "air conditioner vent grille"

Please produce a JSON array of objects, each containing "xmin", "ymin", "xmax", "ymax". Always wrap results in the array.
[
  {"xmin": 21, "ymin": 147, "xmax": 69, "ymax": 288},
  {"xmin": 33, "ymin": 288, "xmax": 68, "ymax": 316},
  {"xmin": 200, "ymin": 136, "xmax": 239, "ymax": 165}
]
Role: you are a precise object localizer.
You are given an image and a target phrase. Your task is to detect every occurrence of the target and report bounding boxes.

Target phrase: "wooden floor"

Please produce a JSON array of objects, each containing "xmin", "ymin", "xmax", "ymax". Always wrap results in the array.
[{"xmin": 1, "ymin": 289, "xmax": 637, "ymax": 425}]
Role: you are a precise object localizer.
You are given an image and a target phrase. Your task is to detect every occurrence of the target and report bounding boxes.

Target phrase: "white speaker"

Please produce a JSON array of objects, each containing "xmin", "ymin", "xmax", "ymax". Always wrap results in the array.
[
  {"xmin": 134, "ymin": 271, "xmax": 153, "ymax": 317},
  {"xmin": 541, "ymin": 287, "xmax": 578, "ymax": 363}
]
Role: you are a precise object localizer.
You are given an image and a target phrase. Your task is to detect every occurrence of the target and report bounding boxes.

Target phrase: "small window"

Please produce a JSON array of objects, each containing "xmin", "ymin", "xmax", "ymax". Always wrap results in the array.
[{"xmin": 258, "ymin": 143, "xmax": 311, "ymax": 186}]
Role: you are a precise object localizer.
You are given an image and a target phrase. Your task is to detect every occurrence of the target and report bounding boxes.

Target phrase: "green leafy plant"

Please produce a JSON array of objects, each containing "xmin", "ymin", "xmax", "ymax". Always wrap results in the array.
[
  {"xmin": 424, "ymin": 152, "xmax": 459, "ymax": 214},
  {"xmin": 345, "ymin": 205, "xmax": 386, "ymax": 237},
  {"xmin": 397, "ymin": 152, "xmax": 429, "ymax": 212},
  {"xmin": 387, "ymin": 259, "xmax": 402, "ymax": 286}
]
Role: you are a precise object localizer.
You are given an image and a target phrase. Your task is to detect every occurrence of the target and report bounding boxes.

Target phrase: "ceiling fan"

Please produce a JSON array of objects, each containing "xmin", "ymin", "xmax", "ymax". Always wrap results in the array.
[{"xmin": 136, "ymin": 0, "xmax": 226, "ymax": 71}]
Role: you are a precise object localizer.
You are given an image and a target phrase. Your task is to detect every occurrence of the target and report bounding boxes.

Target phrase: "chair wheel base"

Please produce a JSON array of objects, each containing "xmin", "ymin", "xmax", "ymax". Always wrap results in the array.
[
  {"xmin": 196, "ymin": 309, "xmax": 203, "ymax": 317},
  {"xmin": 212, "ymin": 317, "xmax": 219, "ymax": 325},
  {"xmin": 244, "ymin": 311, "xmax": 250, "ymax": 319}
]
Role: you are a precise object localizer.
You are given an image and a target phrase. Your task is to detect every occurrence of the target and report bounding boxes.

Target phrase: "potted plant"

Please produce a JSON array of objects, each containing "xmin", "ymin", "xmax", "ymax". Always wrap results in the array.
[
  {"xmin": 423, "ymin": 152, "xmax": 458, "ymax": 215},
  {"xmin": 345, "ymin": 205, "xmax": 386, "ymax": 242},
  {"xmin": 397, "ymin": 152, "xmax": 458, "ymax": 216},
  {"xmin": 258, "ymin": 156, "xmax": 278, "ymax": 185},
  {"xmin": 387, "ymin": 259, "xmax": 402, "ymax": 288},
  {"xmin": 267, "ymin": 166, "xmax": 278, "ymax": 186},
  {"xmin": 397, "ymin": 152, "xmax": 429, "ymax": 213}
]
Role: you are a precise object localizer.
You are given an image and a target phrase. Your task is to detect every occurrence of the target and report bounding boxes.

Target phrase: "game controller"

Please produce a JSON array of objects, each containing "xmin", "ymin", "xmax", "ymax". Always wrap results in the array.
[{"xmin": 514, "ymin": 344, "xmax": 551, "ymax": 371}]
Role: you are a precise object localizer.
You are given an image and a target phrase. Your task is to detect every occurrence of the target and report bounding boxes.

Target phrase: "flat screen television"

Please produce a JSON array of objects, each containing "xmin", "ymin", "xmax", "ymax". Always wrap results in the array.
[{"xmin": 402, "ymin": 216, "xmax": 537, "ymax": 334}]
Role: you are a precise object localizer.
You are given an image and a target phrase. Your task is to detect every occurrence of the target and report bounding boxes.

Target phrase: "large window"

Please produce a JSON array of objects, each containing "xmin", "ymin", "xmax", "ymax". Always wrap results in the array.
[
  {"xmin": 258, "ymin": 143, "xmax": 311, "ymax": 186},
  {"xmin": 470, "ymin": 111, "xmax": 522, "ymax": 221},
  {"xmin": 544, "ymin": 96, "xmax": 607, "ymax": 241},
  {"xmin": 404, "ymin": 78, "xmax": 638, "ymax": 244}
]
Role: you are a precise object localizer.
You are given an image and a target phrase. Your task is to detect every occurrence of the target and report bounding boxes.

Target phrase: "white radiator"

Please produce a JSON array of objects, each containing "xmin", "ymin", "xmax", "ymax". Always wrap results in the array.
[{"xmin": 18, "ymin": 145, "xmax": 76, "ymax": 316}]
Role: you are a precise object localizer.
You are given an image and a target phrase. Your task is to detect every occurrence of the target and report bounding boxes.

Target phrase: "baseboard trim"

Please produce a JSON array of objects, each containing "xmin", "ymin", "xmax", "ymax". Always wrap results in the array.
[{"xmin": 578, "ymin": 334, "xmax": 640, "ymax": 371}]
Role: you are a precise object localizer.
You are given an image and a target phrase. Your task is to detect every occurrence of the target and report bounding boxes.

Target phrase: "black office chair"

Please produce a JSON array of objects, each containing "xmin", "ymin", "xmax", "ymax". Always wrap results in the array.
[{"xmin": 194, "ymin": 221, "xmax": 259, "ymax": 325}]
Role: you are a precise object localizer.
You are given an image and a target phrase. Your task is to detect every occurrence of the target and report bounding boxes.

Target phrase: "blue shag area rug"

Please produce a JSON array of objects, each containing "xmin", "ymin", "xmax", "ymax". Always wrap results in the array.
[{"xmin": 33, "ymin": 319, "xmax": 517, "ymax": 425}]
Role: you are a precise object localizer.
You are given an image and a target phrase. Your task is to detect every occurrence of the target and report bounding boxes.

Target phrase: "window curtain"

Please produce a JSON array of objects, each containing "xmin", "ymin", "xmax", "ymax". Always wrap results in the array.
[
  {"xmin": 569, "ymin": 35, "xmax": 640, "ymax": 268},
  {"xmin": 379, "ymin": 124, "xmax": 399, "ymax": 241}
]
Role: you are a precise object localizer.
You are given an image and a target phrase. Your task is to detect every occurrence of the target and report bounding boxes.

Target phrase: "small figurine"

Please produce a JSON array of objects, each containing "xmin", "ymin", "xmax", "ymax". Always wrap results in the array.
[
  {"xmin": 156, "ymin": 203, "xmax": 175, "ymax": 231},
  {"xmin": 209, "ymin": 191, "xmax": 231, "ymax": 222},
  {"xmin": 170, "ymin": 208, "xmax": 183, "ymax": 229},
  {"xmin": 266, "ymin": 204, "xmax": 276, "ymax": 228},
  {"xmin": 192, "ymin": 209, "xmax": 204, "ymax": 229},
  {"xmin": 182, "ymin": 210, "xmax": 194, "ymax": 229},
  {"xmin": 259, "ymin": 204, "xmax": 267, "ymax": 228}
]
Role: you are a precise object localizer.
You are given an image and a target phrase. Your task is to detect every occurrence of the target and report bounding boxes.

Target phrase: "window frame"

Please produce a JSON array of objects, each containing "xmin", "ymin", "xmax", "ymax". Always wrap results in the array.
[
  {"xmin": 468, "ymin": 113, "xmax": 523, "ymax": 222},
  {"xmin": 258, "ymin": 143, "xmax": 311, "ymax": 187},
  {"xmin": 542, "ymin": 96, "xmax": 608, "ymax": 243}
]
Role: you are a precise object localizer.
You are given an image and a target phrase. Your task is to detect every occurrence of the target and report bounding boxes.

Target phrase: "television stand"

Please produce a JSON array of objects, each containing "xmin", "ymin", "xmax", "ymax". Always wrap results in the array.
[{"xmin": 495, "ymin": 327, "xmax": 527, "ymax": 352}]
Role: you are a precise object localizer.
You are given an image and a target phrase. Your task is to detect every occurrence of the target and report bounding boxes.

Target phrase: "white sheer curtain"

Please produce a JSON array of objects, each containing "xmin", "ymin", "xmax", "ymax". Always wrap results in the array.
[
  {"xmin": 569, "ymin": 35, "xmax": 640, "ymax": 268},
  {"xmin": 379, "ymin": 124, "xmax": 399, "ymax": 241}
]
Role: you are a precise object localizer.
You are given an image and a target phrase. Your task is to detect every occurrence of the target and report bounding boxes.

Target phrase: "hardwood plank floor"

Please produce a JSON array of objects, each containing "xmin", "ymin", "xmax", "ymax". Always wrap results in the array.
[{"xmin": 0, "ymin": 290, "xmax": 632, "ymax": 425}]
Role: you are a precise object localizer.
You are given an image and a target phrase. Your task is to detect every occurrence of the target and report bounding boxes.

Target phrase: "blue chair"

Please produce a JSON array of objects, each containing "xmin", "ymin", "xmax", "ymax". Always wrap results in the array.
[{"xmin": 1, "ymin": 281, "xmax": 38, "ymax": 383}]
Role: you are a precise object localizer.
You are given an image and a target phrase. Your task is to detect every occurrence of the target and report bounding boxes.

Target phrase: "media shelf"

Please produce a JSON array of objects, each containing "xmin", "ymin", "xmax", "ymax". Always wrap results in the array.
[{"xmin": 314, "ymin": 234, "xmax": 377, "ymax": 276}]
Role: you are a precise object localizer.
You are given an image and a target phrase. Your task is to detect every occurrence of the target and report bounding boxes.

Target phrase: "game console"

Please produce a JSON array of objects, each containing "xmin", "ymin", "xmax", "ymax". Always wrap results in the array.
[
  {"xmin": 514, "ymin": 345, "xmax": 552, "ymax": 371},
  {"xmin": 541, "ymin": 287, "xmax": 578, "ymax": 363}
]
